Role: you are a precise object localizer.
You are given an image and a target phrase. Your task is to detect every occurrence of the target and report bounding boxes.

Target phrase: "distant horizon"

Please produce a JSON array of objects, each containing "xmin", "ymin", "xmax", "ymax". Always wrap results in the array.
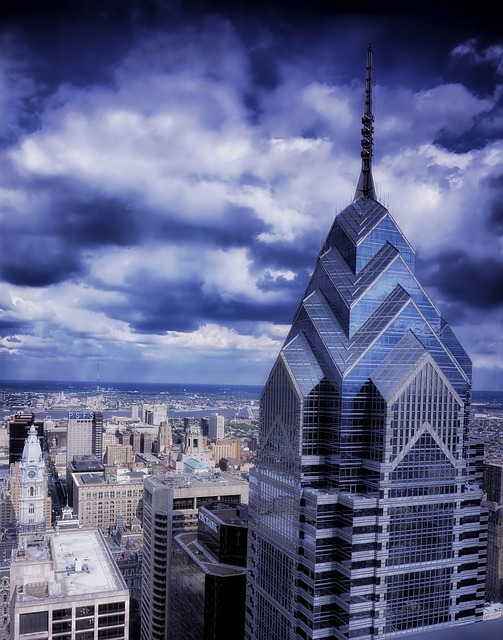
[
  {"xmin": 0, "ymin": 378, "xmax": 501, "ymax": 396},
  {"xmin": 0, "ymin": 378, "xmax": 263, "ymax": 388}
]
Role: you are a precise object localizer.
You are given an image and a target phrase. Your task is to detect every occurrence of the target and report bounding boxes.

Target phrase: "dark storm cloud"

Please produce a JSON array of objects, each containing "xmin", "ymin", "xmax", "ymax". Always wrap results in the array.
[
  {"xmin": 485, "ymin": 173, "xmax": 503, "ymax": 236},
  {"xmin": 421, "ymin": 251, "xmax": 503, "ymax": 309},
  {"xmin": 53, "ymin": 194, "xmax": 140, "ymax": 247},
  {"xmin": 152, "ymin": 205, "xmax": 267, "ymax": 247},
  {"xmin": 252, "ymin": 238, "xmax": 320, "ymax": 273},
  {"xmin": 0, "ymin": 236, "xmax": 83, "ymax": 287},
  {"xmin": 0, "ymin": 318, "xmax": 28, "ymax": 336},
  {"xmin": 488, "ymin": 203, "xmax": 503, "ymax": 236},
  {"xmin": 102, "ymin": 271, "xmax": 301, "ymax": 334},
  {"xmin": 0, "ymin": 180, "xmax": 140, "ymax": 286}
]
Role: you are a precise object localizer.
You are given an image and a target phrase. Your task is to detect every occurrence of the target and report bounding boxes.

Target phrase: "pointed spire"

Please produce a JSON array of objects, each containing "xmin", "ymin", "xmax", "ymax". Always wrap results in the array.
[{"xmin": 354, "ymin": 45, "xmax": 376, "ymax": 200}]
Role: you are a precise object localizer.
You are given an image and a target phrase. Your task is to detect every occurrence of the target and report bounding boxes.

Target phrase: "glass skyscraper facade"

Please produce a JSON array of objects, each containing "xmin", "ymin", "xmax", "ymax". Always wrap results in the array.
[{"xmin": 245, "ymin": 48, "xmax": 487, "ymax": 640}]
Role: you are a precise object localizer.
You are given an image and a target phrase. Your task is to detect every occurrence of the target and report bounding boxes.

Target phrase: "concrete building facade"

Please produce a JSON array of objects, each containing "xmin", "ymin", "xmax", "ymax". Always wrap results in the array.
[
  {"xmin": 72, "ymin": 469, "xmax": 147, "ymax": 532},
  {"xmin": 140, "ymin": 472, "xmax": 249, "ymax": 640}
]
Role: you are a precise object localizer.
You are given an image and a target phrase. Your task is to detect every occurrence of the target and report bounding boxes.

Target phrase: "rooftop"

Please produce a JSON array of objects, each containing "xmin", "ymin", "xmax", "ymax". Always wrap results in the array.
[
  {"xmin": 12, "ymin": 529, "xmax": 127, "ymax": 602},
  {"xmin": 175, "ymin": 532, "xmax": 246, "ymax": 577},
  {"xmin": 149, "ymin": 470, "xmax": 248, "ymax": 489}
]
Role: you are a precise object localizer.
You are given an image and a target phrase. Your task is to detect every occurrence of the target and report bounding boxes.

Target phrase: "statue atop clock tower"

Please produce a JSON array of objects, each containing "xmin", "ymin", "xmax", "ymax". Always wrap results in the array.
[{"xmin": 18, "ymin": 424, "xmax": 51, "ymax": 534}]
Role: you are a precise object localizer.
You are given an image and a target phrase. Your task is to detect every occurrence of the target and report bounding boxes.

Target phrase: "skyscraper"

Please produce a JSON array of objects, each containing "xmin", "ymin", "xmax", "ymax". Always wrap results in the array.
[
  {"xmin": 245, "ymin": 48, "xmax": 487, "ymax": 640},
  {"xmin": 209, "ymin": 412, "xmax": 225, "ymax": 440},
  {"xmin": 140, "ymin": 472, "xmax": 249, "ymax": 640},
  {"xmin": 66, "ymin": 410, "xmax": 103, "ymax": 464}
]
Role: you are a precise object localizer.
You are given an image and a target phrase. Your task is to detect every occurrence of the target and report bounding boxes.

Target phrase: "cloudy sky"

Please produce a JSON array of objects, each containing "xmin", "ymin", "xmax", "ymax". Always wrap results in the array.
[{"xmin": 0, "ymin": 1, "xmax": 501, "ymax": 389}]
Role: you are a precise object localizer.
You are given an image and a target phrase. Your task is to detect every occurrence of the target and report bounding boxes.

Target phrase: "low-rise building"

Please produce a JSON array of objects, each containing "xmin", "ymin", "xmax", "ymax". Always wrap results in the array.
[{"xmin": 10, "ymin": 529, "xmax": 129, "ymax": 639}]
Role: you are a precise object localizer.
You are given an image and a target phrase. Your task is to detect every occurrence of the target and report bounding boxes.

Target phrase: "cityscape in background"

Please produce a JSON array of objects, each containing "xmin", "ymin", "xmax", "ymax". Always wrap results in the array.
[
  {"xmin": 1, "ymin": 381, "xmax": 502, "ymax": 457},
  {"xmin": 0, "ymin": 376, "xmax": 501, "ymax": 639}
]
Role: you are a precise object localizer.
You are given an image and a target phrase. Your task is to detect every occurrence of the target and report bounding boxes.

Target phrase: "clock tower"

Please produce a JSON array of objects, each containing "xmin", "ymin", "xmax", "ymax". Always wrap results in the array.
[{"xmin": 18, "ymin": 424, "xmax": 50, "ymax": 533}]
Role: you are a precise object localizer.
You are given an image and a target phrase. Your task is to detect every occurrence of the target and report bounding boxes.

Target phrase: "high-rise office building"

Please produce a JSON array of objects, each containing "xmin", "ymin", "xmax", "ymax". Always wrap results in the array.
[
  {"xmin": 66, "ymin": 411, "xmax": 103, "ymax": 464},
  {"xmin": 170, "ymin": 501, "xmax": 248, "ymax": 639},
  {"xmin": 245, "ymin": 48, "xmax": 487, "ymax": 640},
  {"xmin": 157, "ymin": 420, "xmax": 172, "ymax": 454},
  {"xmin": 140, "ymin": 472, "xmax": 249, "ymax": 640},
  {"xmin": 484, "ymin": 462, "xmax": 503, "ymax": 602},
  {"xmin": 92, "ymin": 410, "xmax": 103, "ymax": 461},
  {"xmin": 209, "ymin": 413, "xmax": 225, "ymax": 440},
  {"xmin": 142, "ymin": 404, "xmax": 167, "ymax": 426}
]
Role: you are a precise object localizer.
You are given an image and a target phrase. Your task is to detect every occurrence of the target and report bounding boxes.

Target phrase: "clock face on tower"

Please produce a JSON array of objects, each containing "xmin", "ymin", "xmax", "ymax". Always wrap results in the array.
[{"xmin": 27, "ymin": 469, "xmax": 36, "ymax": 479}]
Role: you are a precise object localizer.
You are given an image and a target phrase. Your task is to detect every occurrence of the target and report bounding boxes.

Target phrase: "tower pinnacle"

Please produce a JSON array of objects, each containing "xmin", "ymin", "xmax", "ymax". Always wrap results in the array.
[{"xmin": 354, "ymin": 45, "xmax": 375, "ymax": 200}]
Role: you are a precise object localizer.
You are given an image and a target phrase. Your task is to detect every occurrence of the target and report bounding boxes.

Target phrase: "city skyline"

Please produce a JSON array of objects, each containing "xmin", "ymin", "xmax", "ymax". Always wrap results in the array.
[{"xmin": 0, "ymin": 2, "xmax": 501, "ymax": 390}]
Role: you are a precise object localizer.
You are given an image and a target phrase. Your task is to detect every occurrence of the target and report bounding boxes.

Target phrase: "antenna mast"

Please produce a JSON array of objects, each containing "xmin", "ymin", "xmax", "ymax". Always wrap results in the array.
[{"xmin": 354, "ymin": 45, "xmax": 376, "ymax": 200}]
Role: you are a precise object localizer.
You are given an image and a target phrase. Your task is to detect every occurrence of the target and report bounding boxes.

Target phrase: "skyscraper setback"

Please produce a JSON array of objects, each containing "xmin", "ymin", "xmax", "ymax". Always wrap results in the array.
[{"xmin": 245, "ymin": 48, "xmax": 486, "ymax": 639}]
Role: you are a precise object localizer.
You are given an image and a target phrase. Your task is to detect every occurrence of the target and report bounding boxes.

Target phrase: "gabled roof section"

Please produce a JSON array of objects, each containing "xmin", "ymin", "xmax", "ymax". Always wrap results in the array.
[
  {"xmin": 370, "ymin": 331, "xmax": 428, "ymax": 401},
  {"xmin": 439, "ymin": 320, "xmax": 472, "ymax": 379},
  {"xmin": 352, "ymin": 241, "xmax": 400, "ymax": 300},
  {"xmin": 336, "ymin": 197, "xmax": 388, "ymax": 245},
  {"xmin": 347, "ymin": 284, "xmax": 412, "ymax": 365},
  {"xmin": 302, "ymin": 289, "xmax": 349, "ymax": 375},
  {"xmin": 282, "ymin": 332, "xmax": 324, "ymax": 398},
  {"xmin": 318, "ymin": 241, "xmax": 400, "ymax": 306}
]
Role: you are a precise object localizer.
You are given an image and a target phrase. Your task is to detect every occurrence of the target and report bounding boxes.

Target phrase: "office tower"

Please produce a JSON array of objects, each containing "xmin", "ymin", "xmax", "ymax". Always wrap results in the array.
[
  {"xmin": 18, "ymin": 424, "xmax": 52, "ymax": 534},
  {"xmin": 484, "ymin": 462, "xmax": 503, "ymax": 602},
  {"xmin": 66, "ymin": 454, "xmax": 103, "ymax": 508},
  {"xmin": 132, "ymin": 403, "xmax": 139, "ymax": 420},
  {"xmin": 157, "ymin": 420, "xmax": 172, "ymax": 454},
  {"xmin": 485, "ymin": 462, "xmax": 503, "ymax": 503},
  {"xmin": 245, "ymin": 48, "xmax": 486, "ymax": 640},
  {"xmin": 92, "ymin": 410, "xmax": 103, "ymax": 460},
  {"xmin": 141, "ymin": 430, "xmax": 155, "ymax": 455},
  {"xmin": 201, "ymin": 416, "xmax": 210, "ymax": 437},
  {"xmin": 140, "ymin": 471, "xmax": 249, "ymax": 640},
  {"xmin": 102, "ymin": 428, "xmax": 118, "ymax": 452},
  {"xmin": 130, "ymin": 429, "xmax": 142, "ymax": 455},
  {"xmin": 10, "ymin": 529, "xmax": 129, "ymax": 639},
  {"xmin": 143, "ymin": 404, "xmax": 167, "ymax": 426},
  {"xmin": 67, "ymin": 411, "xmax": 102, "ymax": 464},
  {"xmin": 104, "ymin": 443, "xmax": 134, "ymax": 465},
  {"xmin": 209, "ymin": 412, "xmax": 225, "ymax": 440},
  {"xmin": 170, "ymin": 501, "xmax": 248, "ymax": 639}
]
